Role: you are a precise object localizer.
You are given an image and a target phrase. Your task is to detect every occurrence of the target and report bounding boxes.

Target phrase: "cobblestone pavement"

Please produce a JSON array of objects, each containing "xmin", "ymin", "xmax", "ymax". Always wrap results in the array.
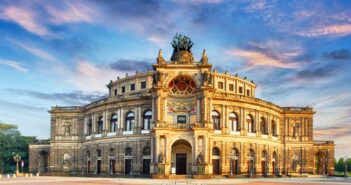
[{"xmin": 0, "ymin": 176, "xmax": 351, "ymax": 185}]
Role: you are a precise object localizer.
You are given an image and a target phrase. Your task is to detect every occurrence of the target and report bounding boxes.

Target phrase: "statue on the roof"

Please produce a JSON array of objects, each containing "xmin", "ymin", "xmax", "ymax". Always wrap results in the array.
[
  {"xmin": 171, "ymin": 33, "xmax": 194, "ymax": 52},
  {"xmin": 170, "ymin": 33, "xmax": 195, "ymax": 64}
]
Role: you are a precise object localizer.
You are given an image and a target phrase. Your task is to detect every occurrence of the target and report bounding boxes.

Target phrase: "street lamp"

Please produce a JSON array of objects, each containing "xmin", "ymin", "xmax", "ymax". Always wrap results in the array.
[{"xmin": 13, "ymin": 153, "xmax": 21, "ymax": 175}]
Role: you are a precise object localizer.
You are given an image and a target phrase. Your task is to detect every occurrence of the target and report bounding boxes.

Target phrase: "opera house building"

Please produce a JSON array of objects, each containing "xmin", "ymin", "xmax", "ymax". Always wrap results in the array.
[{"xmin": 29, "ymin": 35, "xmax": 335, "ymax": 178}]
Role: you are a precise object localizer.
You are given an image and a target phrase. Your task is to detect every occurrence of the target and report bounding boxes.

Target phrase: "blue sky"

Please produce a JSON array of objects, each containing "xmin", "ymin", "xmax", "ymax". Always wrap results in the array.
[{"xmin": 0, "ymin": 0, "xmax": 350, "ymax": 158}]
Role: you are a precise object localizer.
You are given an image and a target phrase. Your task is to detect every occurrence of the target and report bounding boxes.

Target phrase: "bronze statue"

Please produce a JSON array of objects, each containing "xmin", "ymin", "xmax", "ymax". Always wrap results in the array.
[{"xmin": 171, "ymin": 33, "xmax": 194, "ymax": 52}]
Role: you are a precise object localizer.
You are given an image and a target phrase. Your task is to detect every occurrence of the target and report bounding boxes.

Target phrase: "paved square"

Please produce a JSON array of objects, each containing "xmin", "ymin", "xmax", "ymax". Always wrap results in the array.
[{"xmin": 0, "ymin": 177, "xmax": 351, "ymax": 185}]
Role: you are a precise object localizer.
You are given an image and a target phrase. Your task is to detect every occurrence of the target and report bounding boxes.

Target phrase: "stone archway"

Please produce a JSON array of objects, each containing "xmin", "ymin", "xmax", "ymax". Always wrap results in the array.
[
  {"xmin": 171, "ymin": 139, "xmax": 192, "ymax": 175},
  {"xmin": 38, "ymin": 151, "xmax": 48, "ymax": 173},
  {"xmin": 315, "ymin": 152, "xmax": 327, "ymax": 175}
]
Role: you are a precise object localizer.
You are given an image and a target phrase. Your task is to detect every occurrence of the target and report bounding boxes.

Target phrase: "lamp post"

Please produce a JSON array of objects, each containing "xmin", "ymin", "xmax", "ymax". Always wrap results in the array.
[
  {"xmin": 13, "ymin": 154, "xmax": 21, "ymax": 175},
  {"xmin": 345, "ymin": 156, "xmax": 348, "ymax": 178}
]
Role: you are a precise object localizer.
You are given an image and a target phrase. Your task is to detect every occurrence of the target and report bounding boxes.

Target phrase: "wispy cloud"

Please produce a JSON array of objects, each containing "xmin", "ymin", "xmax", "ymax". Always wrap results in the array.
[
  {"xmin": 4, "ymin": 88, "xmax": 105, "ymax": 105},
  {"xmin": 225, "ymin": 49, "xmax": 300, "ymax": 69},
  {"xmin": 9, "ymin": 39, "xmax": 56, "ymax": 61},
  {"xmin": 297, "ymin": 24, "xmax": 351, "ymax": 38},
  {"xmin": 0, "ymin": 5, "xmax": 53, "ymax": 38},
  {"xmin": 44, "ymin": 1, "xmax": 94, "ymax": 25},
  {"xmin": 109, "ymin": 59, "xmax": 152, "ymax": 72},
  {"xmin": 0, "ymin": 59, "xmax": 28, "ymax": 72}
]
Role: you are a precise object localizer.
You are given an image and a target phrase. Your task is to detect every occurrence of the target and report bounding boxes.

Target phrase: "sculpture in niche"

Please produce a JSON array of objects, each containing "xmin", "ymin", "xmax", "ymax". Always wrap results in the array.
[
  {"xmin": 198, "ymin": 152, "xmax": 205, "ymax": 164},
  {"xmin": 158, "ymin": 152, "xmax": 165, "ymax": 163},
  {"xmin": 64, "ymin": 124, "xmax": 71, "ymax": 136}
]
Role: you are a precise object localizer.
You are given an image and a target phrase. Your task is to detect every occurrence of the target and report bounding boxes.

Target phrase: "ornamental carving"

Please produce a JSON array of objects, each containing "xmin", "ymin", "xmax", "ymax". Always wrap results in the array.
[{"xmin": 168, "ymin": 76, "xmax": 197, "ymax": 95}]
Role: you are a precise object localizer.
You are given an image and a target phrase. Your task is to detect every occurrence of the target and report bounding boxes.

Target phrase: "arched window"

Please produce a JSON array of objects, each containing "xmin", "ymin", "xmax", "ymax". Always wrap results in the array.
[
  {"xmin": 262, "ymin": 150, "xmax": 268, "ymax": 159},
  {"xmin": 97, "ymin": 149, "xmax": 102, "ymax": 157},
  {"xmin": 260, "ymin": 117, "xmax": 267, "ymax": 135},
  {"xmin": 109, "ymin": 148, "xmax": 114, "ymax": 156},
  {"xmin": 125, "ymin": 147, "xmax": 132, "ymax": 156},
  {"xmin": 229, "ymin": 113, "xmax": 238, "ymax": 131},
  {"xmin": 212, "ymin": 111, "xmax": 220, "ymax": 130},
  {"xmin": 87, "ymin": 118, "xmax": 92, "ymax": 135},
  {"xmin": 97, "ymin": 116, "xmax": 103, "ymax": 134},
  {"xmin": 246, "ymin": 115, "xmax": 255, "ymax": 133},
  {"xmin": 143, "ymin": 111, "xmax": 152, "ymax": 130},
  {"xmin": 143, "ymin": 147, "xmax": 151, "ymax": 156},
  {"xmin": 110, "ymin": 114, "xmax": 118, "ymax": 132},
  {"xmin": 271, "ymin": 120, "xmax": 277, "ymax": 136},
  {"xmin": 125, "ymin": 112, "xmax": 134, "ymax": 131},
  {"xmin": 212, "ymin": 147, "xmax": 220, "ymax": 156}
]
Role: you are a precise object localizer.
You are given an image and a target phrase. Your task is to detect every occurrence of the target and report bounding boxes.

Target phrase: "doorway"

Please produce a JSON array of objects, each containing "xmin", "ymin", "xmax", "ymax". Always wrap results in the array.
[
  {"xmin": 96, "ymin": 160, "xmax": 101, "ymax": 174},
  {"xmin": 176, "ymin": 154, "xmax": 187, "ymax": 174},
  {"xmin": 125, "ymin": 159, "xmax": 132, "ymax": 174},
  {"xmin": 143, "ymin": 159, "xmax": 151, "ymax": 174}
]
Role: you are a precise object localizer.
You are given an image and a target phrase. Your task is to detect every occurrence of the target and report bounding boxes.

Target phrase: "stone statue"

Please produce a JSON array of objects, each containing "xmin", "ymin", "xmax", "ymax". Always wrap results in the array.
[
  {"xmin": 198, "ymin": 152, "xmax": 204, "ymax": 164},
  {"xmin": 200, "ymin": 49, "xmax": 208, "ymax": 64},
  {"xmin": 158, "ymin": 152, "xmax": 165, "ymax": 163},
  {"xmin": 171, "ymin": 33, "xmax": 194, "ymax": 52},
  {"xmin": 157, "ymin": 49, "xmax": 166, "ymax": 65}
]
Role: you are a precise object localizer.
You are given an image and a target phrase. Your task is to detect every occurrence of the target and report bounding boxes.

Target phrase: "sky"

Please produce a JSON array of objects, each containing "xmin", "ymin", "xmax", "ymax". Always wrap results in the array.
[{"xmin": 0, "ymin": 0, "xmax": 350, "ymax": 158}]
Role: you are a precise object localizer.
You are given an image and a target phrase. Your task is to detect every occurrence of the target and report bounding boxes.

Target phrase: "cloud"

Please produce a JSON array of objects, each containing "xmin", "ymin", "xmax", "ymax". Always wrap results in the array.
[
  {"xmin": 8, "ymin": 39, "xmax": 56, "ymax": 61},
  {"xmin": 0, "ymin": 1, "xmax": 94, "ymax": 39},
  {"xmin": 0, "ymin": 5, "xmax": 54, "ymax": 38},
  {"xmin": 5, "ymin": 89, "xmax": 106, "ymax": 105},
  {"xmin": 323, "ymin": 49, "xmax": 351, "ymax": 60},
  {"xmin": 109, "ymin": 59, "xmax": 152, "ymax": 71},
  {"xmin": 0, "ymin": 99, "xmax": 46, "ymax": 112},
  {"xmin": 44, "ymin": 1, "xmax": 94, "ymax": 25},
  {"xmin": 297, "ymin": 24, "xmax": 351, "ymax": 38},
  {"xmin": 225, "ymin": 49, "xmax": 300, "ymax": 69},
  {"xmin": 0, "ymin": 59, "xmax": 28, "ymax": 72},
  {"xmin": 314, "ymin": 124, "xmax": 351, "ymax": 140}
]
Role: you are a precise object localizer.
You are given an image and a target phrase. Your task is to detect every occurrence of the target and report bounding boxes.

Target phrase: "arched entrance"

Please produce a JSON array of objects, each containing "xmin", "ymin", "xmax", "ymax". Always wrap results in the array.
[
  {"xmin": 96, "ymin": 149, "xmax": 101, "ymax": 174},
  {"xmin": 38, "ymin": 151, "xmax": 48, "ymax": 173},
  {"xmin": 272, "ymin": 151, "xmax": 278, "ymax": 175},
  {"xmin": 315, "ymin": 152, "xmax": 327, "ymax": 175},
  {"xmin": 248, "ymin": 149, "xmax": 256, "ymax": 176},
  {"xmin": 171, "ymin": 139, "xmax": 192, "ymax": 175},
  {"xmin": 212, "ymin": 147, "xmax": 220, "ymax": 175},
  {"xmin": 142, "ymin": 147, "xmax": 151, "ymax": 174},
  {"xmin": 261, "ymin": 150, "xmax": 268, "ymax": 175},
  {"xmin": 230, "ymin": 148, "xmax": 239, "ymax": 175},
  {"xmin": 108, "ymin": 148, "xmax": 115, "ymax": 174},
  {"xmin": 124, "ymin": 147, "xmax": 132, "ymax": 175}
]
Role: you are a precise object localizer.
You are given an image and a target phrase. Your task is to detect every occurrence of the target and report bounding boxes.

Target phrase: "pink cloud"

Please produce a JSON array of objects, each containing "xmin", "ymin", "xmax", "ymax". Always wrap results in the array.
[
  {"xmin": 297, "ymin": 24, "xmax": 351, "ymax": 37},
  {"xmin": 44, "ymin": 1, "xmax": 94, "ymax": 25},
  {"xmin": 225, "ymin": 49, "xmax": 300, "ymax": 69},
  {"xmin": 1, "ymin": 6, "xmax": 53, "ymax": 38}
]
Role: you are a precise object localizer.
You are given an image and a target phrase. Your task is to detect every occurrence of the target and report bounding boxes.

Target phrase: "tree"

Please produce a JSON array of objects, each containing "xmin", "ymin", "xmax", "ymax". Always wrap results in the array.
[
  {"xmin": 335, "ymin": 157, "xmax": 345, "ymax": 172},
  {"xmin": 0, "ymin": 121, "xmax": 36, "ymax": 173}
]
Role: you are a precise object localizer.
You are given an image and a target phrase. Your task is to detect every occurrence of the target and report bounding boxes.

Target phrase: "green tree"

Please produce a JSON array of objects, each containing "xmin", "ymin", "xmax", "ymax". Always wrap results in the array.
[
  {"xmin": 0, "ymin": 121, "xmax": 36, "ymax": 173},
  {"xmin": 335, "ymin": 157, "xmax": 345, "ymax": 172}
]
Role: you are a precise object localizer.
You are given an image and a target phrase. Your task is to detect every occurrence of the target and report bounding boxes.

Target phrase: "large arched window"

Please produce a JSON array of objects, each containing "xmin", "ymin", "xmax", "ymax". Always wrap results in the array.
[
  {"xmin": 212, "ymin": 111, "xmax": 220, "ymax": 130},
  {"xmin": 212, "ymin": 147, "xmax": 220, "ymax": 156},
  {"xmin": 246, "ymin": 115, "xmax": 255, "ymax": 133},
  {"xmin": 260, "ymin": 117, "xmax": 267, "ymax": 135},
  {"xmin": 271, "ymin": 120, "xmax": 277, "ymax": 136},
  {"xmin": 87, "ymin": 118, "xmax": 92, "ymax": 135},
  {"xmin": 125, "ymin": 147, "xmax": 132, "ymax": 156},
  {"xmin": 229, "ymin": 113, "xmax": 238, "ymax": 131},
  {"xmin": 143, "ymin": 147, "xmax": 151, "ymax": 156},
  {"xmin": 143, "ymin": 111, "xmax": 152, "ymax": 130},
  {"xmin": 97, "ymin": 116, "xmax": 103, "ymax": 134},
  {"xmin": 125, "ymin": 112, "xmax": 135, "ymax": 131},
  {"xmin": 109, "ymin": 148, "xmax": 114, "ymax": 157},
  {"xmin": 97, "ymin": 149, "xmax": 102, "ymax": 158},
  {"xmin": 110, "ymin": 114, "xmax": 117, "ymax": 132}
]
